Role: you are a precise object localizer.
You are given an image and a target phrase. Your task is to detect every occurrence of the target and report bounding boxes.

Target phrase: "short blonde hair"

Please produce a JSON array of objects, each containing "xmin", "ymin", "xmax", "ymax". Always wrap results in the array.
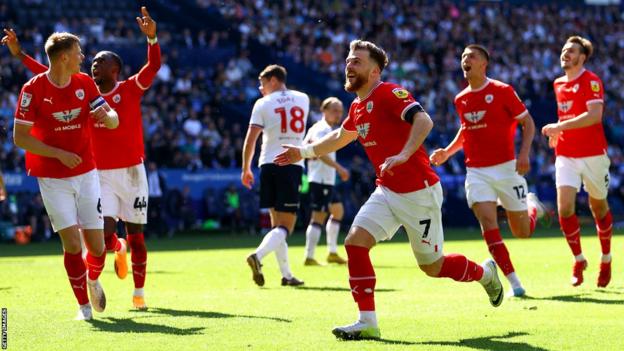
[
  {"xmin": 320, "ymin": 97, "xmax": 342, "ymax": 111},
  {"xmin": 45, "ymin": 32, "xmax": 80, "ymax": 60}
]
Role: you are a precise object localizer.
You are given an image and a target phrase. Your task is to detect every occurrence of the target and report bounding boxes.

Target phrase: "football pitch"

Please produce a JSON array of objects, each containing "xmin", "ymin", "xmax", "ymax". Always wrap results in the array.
[{"xmin": 1, "ymin": 228, "xmax": 623, "ymax": 351}]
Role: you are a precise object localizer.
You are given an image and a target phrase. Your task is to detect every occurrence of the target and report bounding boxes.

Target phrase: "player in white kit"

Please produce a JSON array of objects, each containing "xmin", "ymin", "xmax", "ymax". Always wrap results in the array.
[
  {"xmin": 241, "ymin": 65, "xmax": 309, "ymax": 286},
  {"xmin": 303, "ymin": 97, "xmax": 350, "ymax": 266}
]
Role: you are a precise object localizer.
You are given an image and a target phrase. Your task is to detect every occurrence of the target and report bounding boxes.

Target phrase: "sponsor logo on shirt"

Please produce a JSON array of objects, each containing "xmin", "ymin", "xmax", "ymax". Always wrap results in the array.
[
  {"xmin": 464, "ymin": 110, "xmax": 486, "ymax": 123},
  {"xmin": 75, "ymin": 89, "xmax": 85, "ymax": 100},
  {"xmin": 20, "ymin": 93, "xmax": 32, "ymax": 108},
  {"xmin": 43, "ymin": 97, "xmax": 53, "ymax": 104},
  {"xmin": 558, "ymin": 101, "xmax": 573, "ymax": 113},
  {"xmin": 52, "ymin": 108, "xmax": 82, "ymax": 123},
  {"xmin": 356, "ymin": 122, "xmax": 370, "ymax": 139}
]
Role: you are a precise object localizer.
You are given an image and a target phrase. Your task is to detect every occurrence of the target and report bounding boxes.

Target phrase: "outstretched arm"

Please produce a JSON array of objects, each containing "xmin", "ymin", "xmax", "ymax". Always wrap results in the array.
[
  {"xmin": 134, "ymin": 7, "xmax": 161, "ymax": 90},
  {"xmin": 2, "ymin": 28, "xmax": 48, "ymax": 74},
  {"xmin": 274, "ymin": 127, "xmax": 358, "ymax": 166}
]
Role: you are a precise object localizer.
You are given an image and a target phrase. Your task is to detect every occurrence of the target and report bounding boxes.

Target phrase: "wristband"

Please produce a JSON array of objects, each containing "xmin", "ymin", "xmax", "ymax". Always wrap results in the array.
[
  {"xmin": 147, "ymin": 36, "xmax": 158, "ymax": 45},
  {"xmin": 300, "ymin": 144, "xmax": 316, "ymax": 159}
]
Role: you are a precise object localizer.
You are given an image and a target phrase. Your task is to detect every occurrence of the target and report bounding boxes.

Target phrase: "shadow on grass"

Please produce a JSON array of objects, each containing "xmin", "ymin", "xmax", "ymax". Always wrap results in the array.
[
  {"xmin": 88, "ymin": 317, "xmax": 204, "ymax": 335},
  {"xmin": 141, "ymin": 307, "xmax": 291, "ymax": 323},
  {"xmin": 2, "ymin": 228, "xmax": 620, "ymax": 257},
  {"xmin": 523, "ymin": 293, "xmax": 624, "ymax": 305},
  {"xmin": 414, "ymin": 331, "xmax": 549, "ymax": 351},
  {"xmin": 0, "ymin": 287, "xmax": 11, "ymax": 291},
  {"xmin": 294, "ymin": 286, "xmax": 396, "ymax": 293}
]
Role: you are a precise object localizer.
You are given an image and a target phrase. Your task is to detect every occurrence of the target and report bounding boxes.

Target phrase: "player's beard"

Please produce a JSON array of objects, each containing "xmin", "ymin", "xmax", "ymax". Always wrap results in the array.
[{"xmin": 344, "ymin": 71, "xmax": 369, "ymax": 93}]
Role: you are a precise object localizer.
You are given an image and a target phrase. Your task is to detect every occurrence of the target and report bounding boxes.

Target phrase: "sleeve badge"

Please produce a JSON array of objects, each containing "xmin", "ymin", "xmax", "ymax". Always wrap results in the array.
[
  {"xmin": 590, "ymin": 80, "xmax": 600, "ymax": 93},
  {"xmin": 392, "ymin": 87, "xmax": 409, "ymax": 99}
]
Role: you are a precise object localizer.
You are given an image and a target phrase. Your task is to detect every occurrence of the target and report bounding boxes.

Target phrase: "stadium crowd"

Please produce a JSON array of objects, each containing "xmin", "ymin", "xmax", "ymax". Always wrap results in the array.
[{"xmin": 1, "ymin": 0, "xmax": 624, "ymax": 238}]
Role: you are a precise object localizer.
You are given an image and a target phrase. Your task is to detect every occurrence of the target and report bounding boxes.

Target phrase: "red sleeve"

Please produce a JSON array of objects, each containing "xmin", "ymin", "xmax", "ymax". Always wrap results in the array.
[
  {"xmin": 79, "ymin": 74, "xmax": 106, "ymax": 110},
  {"xmin": 502, "ymin": 85, "xmax": 528, "ymax": 120},
  {"xmin": 22, "ymin": 54, "xmax": 48, "ymax": 75},
  {"xmin": 134, "ymin": 42, "xmax": 161, "ymax": 90},
  {"xmin": 583, "ymin": 75, "xmax": 604, "ymax": 106},
  {"xmin": 341, "ymin": 103, "xmax": 357, "ymax": 131},
  {"xmin": 385, "ymin": 85, "xmax": 419, "ymax": 121},
  {"xmin": 14, "ymin": 82, "xmax": 39, "ymax": 126}
]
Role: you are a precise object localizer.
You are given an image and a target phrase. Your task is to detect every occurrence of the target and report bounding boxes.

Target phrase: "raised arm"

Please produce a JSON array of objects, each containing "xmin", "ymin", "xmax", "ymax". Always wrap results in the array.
[
  {"xmin": 2, "ymin": 28, "xmax": 48, "ymax": 74},
  {"xmin": 274, "ymin": 127, "xmax": 358, "ymax": 166},
  {"xmin": 134, "ymin": 6, "xmax": 161, "ymax": 89}
]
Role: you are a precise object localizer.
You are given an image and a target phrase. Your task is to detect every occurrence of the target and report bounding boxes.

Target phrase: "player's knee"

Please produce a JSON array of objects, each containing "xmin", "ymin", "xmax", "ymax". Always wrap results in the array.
[
  {"xmin": 558, "ymin": 205, "xmax": 575, "ymax": 218},
  {"xmin": 589, "ymin": 200, "xmax": 609, "ymax": 219},
  {"xmin": 418, "ymin": 263, "xmax": 440, "ymax": 277},
  {"xmin": 344, "ymin": 227, "xmax": 375, "ymax": 248},
  {"xmin": 511, "ymin": 229, "xmax": 531, "ymax": 239}
]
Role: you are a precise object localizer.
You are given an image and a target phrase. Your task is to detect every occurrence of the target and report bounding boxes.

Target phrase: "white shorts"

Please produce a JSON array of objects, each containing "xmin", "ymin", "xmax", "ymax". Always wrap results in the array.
[
  {"xmin": 99, "ymin": 163, "xmax": 148, "ymax": 224},
  {"xmin": 37, "ymin": 169, "xmax": 103, "ymax": 232},
  {"xmin": 555, "ymin": 155, "xmax": 610, "ymax": 200},
  {"xmin": 465, "ymin": 160, "xmax": 528, "ymax": 212},
  {"xmin": 351, "ymin": 182, "xmax": 444, "ymax": 265}
]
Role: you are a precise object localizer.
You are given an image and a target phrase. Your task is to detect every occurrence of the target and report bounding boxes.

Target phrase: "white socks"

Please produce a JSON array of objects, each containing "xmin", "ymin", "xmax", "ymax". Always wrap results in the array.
[
  {"xmin": 304, "ymin": 223, "xmax": 322, "ymax": 259},
  {"xmin": 326, "ymin": 218, "xmax": 340, "ymax": 254},
  {"xmin": 255, "ymin": 226, "xmax": 287, "ymax": 261},
  {"xmin": 359, "ymin": 311, "xmax": 378, "ymax": 327},
  {"xmin": 479, "ymin": 264, "xmax": 493, "ymax": 285},
  {"xmin": 506, "ymin": 272, "xmax": 523, "ymax": 291},
  {"xmin": 275, "ymin": 240, "xmax": 293, "ymax": 279}
]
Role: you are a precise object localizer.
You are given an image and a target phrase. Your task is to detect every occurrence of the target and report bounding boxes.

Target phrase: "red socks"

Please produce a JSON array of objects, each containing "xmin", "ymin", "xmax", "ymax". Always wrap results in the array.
[
  {"xmin": 104, "ymin": 232, "xmax": 122, "ymax": 252},
  {"xmin": 437, "ymin": 253, "xmax": 484, "ymax": 282},
  {"xmin": 128, "ymin": 233, "xmax": 147, "ymax": 289},
  {"xmin": 64, "ymin": 251, "xmax": 89, "ymax": 305},
  {"xmin": 596, "ymin": 211, "xmax": 612, "ymax": 255},
  {"xmin": 560, "ymin": 214, "xmax": 582, "ymax": 256},
  {"xmin": 345, "ymin": 245, "xmax": 376, "ymax": 311},
  {"xmin": 482, "ymin": 229, "xmax": 514, "ymax": 276},
  {"xmin": 529, "ymin": 207, "xmax": 537, "ymax": 234},
  {"xmin": 86, "ymin": 251, "xmax": 106, "ymax": 281}
]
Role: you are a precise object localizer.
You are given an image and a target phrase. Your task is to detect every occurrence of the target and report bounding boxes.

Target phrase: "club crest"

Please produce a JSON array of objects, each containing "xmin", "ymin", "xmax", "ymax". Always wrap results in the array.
[
  {"xmin": 485, "ymin": 94, "xmax": 494, "ymax": 103},
  {"xmin": 366, "ymin": 101, "xmax": 374, "ymax": 113},
  {"xmin": 75, "ymin": 89, "xmax": 85, "ymax": 100},
  {"xmin": 113, "ymin": 94, "xmax": 121, "ymax": 104}
]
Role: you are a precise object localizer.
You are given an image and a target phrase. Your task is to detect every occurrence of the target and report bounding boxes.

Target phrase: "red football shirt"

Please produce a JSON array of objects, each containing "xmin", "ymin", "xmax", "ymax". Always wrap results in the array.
[
  {"xmin": 454, "ymin": 79, "xmax": 528, "ymax": 168},
  {"xmin": 553, "ymin": 69, "xmax": 607, "ymax": 157},
  {"xmin": 342, "ymin": 82, "xmax": 439, "ymax": 193},
  {"xmin": 14, "ymin": 72, "xmax": 102, "ymax": 178},
  {"xmin": 21, "ymin": 42, "xmax": 161, "ymax": 169}
]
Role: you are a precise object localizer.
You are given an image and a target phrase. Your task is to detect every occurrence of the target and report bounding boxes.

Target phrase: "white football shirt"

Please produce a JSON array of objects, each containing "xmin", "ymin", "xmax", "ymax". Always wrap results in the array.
[
  {"xmin": 304, "ymin": 119, "xmax": 337, "ymax": 185},
  {"xmin": 250, "ymin": 89, "xmax": 310, "ymax": 167}
]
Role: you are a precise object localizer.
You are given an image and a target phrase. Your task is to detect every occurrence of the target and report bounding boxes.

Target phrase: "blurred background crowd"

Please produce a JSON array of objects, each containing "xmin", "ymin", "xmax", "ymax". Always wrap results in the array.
[{"xmin": 1, "ymin": 0, "xmax": 623, "ymax": 241}]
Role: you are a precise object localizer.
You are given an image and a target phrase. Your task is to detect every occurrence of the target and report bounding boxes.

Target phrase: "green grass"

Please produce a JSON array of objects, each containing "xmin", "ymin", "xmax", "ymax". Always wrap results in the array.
[{"xmin": 1, "ymin": 228, "xmax": 623, "ymax": 351}]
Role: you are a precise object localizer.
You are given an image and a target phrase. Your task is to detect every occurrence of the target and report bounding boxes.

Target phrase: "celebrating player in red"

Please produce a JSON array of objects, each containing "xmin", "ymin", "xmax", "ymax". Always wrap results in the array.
[
  {"xmin": 3, "ymin": 7, "xmax": 161, "ymax": 308},
  {"xmin": 13, "ymin": 32, "xmax": 119, "ymax": 320},
  {"xmin": 430, "ymin": 45, "xmax": 550, "ymax": 297},
  {"xmin": 542, "ymin": 36, "xmax": 613, "ymax": 287},
  {"xmin": 275, "ymin": 40, "xmax": 503, "ymax": 341}
]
